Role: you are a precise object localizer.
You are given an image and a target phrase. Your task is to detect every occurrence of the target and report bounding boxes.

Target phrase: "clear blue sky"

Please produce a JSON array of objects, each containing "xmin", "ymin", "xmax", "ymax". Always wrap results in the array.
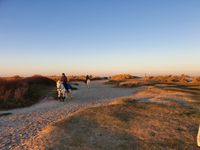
[{"xmin": 0, "ymin": 0, "xmax": 200, "ymax": 76}]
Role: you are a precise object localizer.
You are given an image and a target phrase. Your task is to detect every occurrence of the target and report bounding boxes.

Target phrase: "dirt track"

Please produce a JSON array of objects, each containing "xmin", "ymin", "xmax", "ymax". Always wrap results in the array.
[{"xmin": 0, "ymin": 81, "xmax": 135, "ymax": 150}]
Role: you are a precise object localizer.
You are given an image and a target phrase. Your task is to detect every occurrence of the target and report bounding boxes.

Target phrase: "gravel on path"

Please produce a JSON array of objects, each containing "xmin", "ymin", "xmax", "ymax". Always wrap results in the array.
[{"xmin": 0, "ymin": 81, "xmax": 135, "ymax": 150}]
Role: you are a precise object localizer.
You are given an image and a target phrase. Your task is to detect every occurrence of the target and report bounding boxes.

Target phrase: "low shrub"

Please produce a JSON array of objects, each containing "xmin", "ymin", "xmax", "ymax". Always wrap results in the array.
[
  {"xmin": 111, "ymin": 74, "xmax": 134, "ymax": 81},
  {"xmin": 192, "ymin": 77, "xmax": 200, "ymax": 84},
  {"xmin": 0, "ymin": 76, "xmax": 55, "ymax": 110}
]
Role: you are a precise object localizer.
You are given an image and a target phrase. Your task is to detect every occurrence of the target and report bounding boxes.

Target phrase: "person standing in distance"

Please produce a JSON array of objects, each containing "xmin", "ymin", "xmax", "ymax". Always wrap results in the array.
[{"xmin": 85, "ymin": 75, "xmax": 91, "ymax": 88}]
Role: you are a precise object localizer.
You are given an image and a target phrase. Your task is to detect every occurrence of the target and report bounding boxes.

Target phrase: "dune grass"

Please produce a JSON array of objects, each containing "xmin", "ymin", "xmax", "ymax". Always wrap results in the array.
[
  {"xmin": 48, "ymin": 75, "xmax": 108, "ymax": 82},
  {"xmin": 0, "ymin": 76, "xmax": 56, "ymax": 110},
  {"xmin": 107, "ymin": 75, "xmax": 200, "ymax": 88},
  {"xmin": 31, "ymin": 82, "xmax": 200, "ymax": 150},
  {"xmin": 37, "ymin": 102, "xmax": 200, "ymax": 149}
]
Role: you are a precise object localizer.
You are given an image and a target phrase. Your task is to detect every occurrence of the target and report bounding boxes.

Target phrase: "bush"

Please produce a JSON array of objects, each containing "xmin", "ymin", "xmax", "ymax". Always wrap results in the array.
[
  {"xmin": 111, "ymin": 74, "xmax": 134, "ymax": 81},
  {"xmin": 0, "ymin": 76, "xmax": 55, "ymax": 110},
  {"xmin": 144, "ymin": 75, "xmax": 192, "ymax": 85},
  {"xmin": 192, "ymin": 77, "xmax": 200, "ymax": 84}
]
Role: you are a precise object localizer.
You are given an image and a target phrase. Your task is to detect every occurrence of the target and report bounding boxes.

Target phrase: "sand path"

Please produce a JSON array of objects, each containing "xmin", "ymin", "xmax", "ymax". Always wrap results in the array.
[{"xmin": 0, "ymin": 80, "xmax": 135, "ymax": 150}]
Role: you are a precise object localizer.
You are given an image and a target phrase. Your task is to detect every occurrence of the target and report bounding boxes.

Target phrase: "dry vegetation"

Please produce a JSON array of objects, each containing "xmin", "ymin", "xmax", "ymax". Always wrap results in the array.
[
  {"xmin": 0, "ymin": 74, "xmax": 105, "ymax": 110},
  {"xmin": 192, "ymin": 77, "xmax": 200, "ymax": 84},
  {"xmin": 106, "ymin": 74, "xmax": 140, "ymax": 87},
  {"xmin": 0, "ymin": 76, "xmax": 56, "ymax": 110},
  {"xmin": 107, "ymin": 74, "xmax": 200, "ymax": 88},
  {"xmin": 25, "ymin": 80, "xmax": 200, "ymax": 149},
  {"xmin": 48, "ymin": 75, "xmax": 108, "ymax": 82},
  {"xmin": 111, "ymin": 74, "xmax": 134, "ymax": 80},
  {"xmin": 25, "ymin": 74, "xmax": 200, "ymax": 149}
]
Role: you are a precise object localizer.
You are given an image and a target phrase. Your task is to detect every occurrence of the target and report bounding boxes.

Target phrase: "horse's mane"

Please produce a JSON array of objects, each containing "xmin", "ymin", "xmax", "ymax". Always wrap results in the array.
[{"xmin": 57, "ymin": 80, "xmax": 65, "ymax": 90}]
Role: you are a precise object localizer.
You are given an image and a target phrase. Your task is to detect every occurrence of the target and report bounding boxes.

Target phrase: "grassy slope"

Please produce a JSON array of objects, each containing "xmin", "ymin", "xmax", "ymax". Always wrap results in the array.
[
  {"xmin": 0, "ymin": 76, "xmax": 56, "ymax": 110},
  {"xmin": 32, "ymin": 83, "xmax": 200, "ymax": 150}
]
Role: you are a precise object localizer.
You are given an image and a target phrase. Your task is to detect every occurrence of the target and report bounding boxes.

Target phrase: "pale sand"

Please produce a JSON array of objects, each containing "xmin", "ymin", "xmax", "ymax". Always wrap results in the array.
[{"xmin": 0, "ymin": 80, "xmax": 135, "ymax": 150}]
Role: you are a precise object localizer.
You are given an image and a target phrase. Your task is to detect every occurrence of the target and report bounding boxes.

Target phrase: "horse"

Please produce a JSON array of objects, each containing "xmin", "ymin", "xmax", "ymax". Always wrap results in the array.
[
  {"xmin": 86, "ymin": 79, "xmax": 90, "ymax": 88},
  {"xmin": 56, "ymin": 80, "xmax": 72, "ymax": 101},
  {"xmin": 56, "ymin": 80, "xmax": 66, "ymax": 101}
]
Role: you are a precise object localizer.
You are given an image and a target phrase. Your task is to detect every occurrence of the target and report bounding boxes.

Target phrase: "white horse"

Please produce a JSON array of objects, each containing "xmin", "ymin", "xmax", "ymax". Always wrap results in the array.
[
  {"xmin": 56, "ymin": 80, "xmax": 72, "ymax": 101},
  {"xmin": 87, "ymin": 79, "xmax": 90, "ymax": 88},
  {"xmin": 56, "ymin": 80, "xmax": 66, "ymax": 101}
]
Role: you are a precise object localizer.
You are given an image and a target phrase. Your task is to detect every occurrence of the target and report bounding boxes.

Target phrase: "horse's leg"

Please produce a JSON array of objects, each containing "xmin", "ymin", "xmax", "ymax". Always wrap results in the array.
[
  {"xmin": 63, "ymin": 91, "xmax": 66, "ymax": 101},
  {"xmin": 69, "ymin": 89, "xmax": 72, "ymax": 98},
  {"xmin": 62, "ymin": 90, "xmax": 66, "ymax": 101},
  {"xmin": 60, "ymin": 91, "xmax": 64, "ymax": 102},
  {"xmin": 87, "ymin": 80, "xmax": 90, "ymax": 88},
  {"xmin": 65, "ymin": 90, "xmax": 69, "ymax": 99},
  {"xmin": 57, "ymin": 90, "xmax": 61, "ymax": 100}
]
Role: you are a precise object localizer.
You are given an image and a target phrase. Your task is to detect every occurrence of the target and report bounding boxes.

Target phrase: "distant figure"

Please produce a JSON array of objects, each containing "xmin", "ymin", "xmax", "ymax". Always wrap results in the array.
[
  {"xmin": 198, "ymin": 125, "xmax": 200, "ymax": 147},
  {"xmin": 61, "ymin": 73, "xmax": 68, "ymax": 85},
  {"xmin": 85, "ymin": 75, "xmax": 91, "ymax": 88},
  {"xmin": 60, "ymin": 73, "xmax": 72, "ymax": 98}
]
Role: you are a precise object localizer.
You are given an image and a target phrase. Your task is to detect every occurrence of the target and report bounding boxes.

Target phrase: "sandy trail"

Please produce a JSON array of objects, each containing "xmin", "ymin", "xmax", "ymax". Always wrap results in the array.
[{"xmin": 0, "ymin": 80, "xmax": 135, "ymax": 150}]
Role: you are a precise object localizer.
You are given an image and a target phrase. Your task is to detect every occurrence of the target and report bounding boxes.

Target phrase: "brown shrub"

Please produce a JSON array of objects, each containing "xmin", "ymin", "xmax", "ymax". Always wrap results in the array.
[
  {"xmin": 110, "ymin": 74, "xmax": 197, "ymax": 88},
  {"xmin": 25, "ymin": 75, "xmax": 55, "ymax": 86},
  {"xmin": 0, "ymin": 76, "xmax": 55, "ymax": 109},
  {"xmin": 192, "ymin": 77, "xmax": 200, "ymax": 84},
  {"xmin": 14, "ymin": 86, "xmax": 28, "ymax": 99},
  {"xmin": 145, "ymin": 75, "xmax": 192, "ymax": 85},
  {"xmin": 68, "ymin": 75, "xmax": 86, "ymax": 81},
  {"xmin": 49, "ymin": 75, "xmax": 107, "ymax": 82},
  {"xmin": 111, "ymin": 74, "xmax": 134, "ymax": 81},
  {"xmin": 118, "ymin": 80, "xmax": 148, "ymax": 87}
]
